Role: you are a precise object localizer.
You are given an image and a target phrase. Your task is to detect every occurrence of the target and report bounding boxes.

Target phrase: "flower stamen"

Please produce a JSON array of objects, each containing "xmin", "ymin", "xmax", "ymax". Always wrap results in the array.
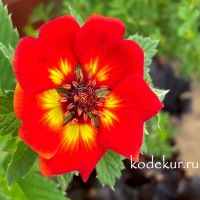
[
  {"xmin": 70, "ymin": 118, "xmax": 78, "ymax": 125},
  {"xmin": 67, "ymin": 103, "xmax": 75, "ymax": 110},
  {"xmin": 62, "ymin": 84, "xmax": 71, "ymax": 90},
  {"xmin": 59, "ymin": 97, "xmax": 68, "ymax": 103},
  {"xmin": 72, "ymin": 81, "xmax": 79, "ymax": 88},
  {"xmin": 57, "ymin": 66, "xmax": 110, "ymax": 127},
  {"xmin": 83, "ymin": 112, "xmax": 88, "ymax": 121}
]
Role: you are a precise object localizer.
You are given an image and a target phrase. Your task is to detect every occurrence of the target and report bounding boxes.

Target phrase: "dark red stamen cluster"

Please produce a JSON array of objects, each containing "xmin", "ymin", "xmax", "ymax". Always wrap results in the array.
[{"xmin": 57, "ymin": 69, "xmax": 109, "ymax": 126}]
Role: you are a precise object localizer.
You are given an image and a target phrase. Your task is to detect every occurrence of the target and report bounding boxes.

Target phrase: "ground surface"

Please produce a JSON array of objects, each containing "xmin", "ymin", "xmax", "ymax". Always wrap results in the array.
[{"xmin": 176, "ymin": 78, "xmax": 200, "ymax": 176}]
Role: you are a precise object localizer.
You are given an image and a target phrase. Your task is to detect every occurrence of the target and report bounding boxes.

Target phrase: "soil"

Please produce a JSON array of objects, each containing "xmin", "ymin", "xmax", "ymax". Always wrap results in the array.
[{"xmin": 176, "ymin": 78, "xmax": 200, "ymax": 176}]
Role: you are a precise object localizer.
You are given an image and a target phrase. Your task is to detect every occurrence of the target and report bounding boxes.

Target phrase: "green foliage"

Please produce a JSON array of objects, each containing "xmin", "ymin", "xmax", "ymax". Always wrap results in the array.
[
  {"xmin": 66, "ymin": 4, "xmax": 84, "ymax": 25},
  {"xmin": 0, "ymin": 193, "xmax": 9, "ymax": 200},
  {"xmin": 108, "ymin": 0, "xmax": 200, "ymax": 79},
  {"xmin": 128, "ymin": 34, "xmax": 159, "ymax": 69},
  {"xmin": 0, "ymin": 2, "xmax": 18, "ymax": 45},
  {"xmin": 6, "ymin": 141, "xmax": 37, "ymax": 187},
  {"xmin": 152, "ymin": 88, "xmax": 169, "ymax": 102},
  {"xmin": 129, "ymin": 34, "xmax": 159, "ymax": 80},
  {"xmin": 0, "ymin": 92, "xmax": 20, "ymax": 136},
  {"xmin": 0, "ymin": 134, "xmax": 18, "ymax": 153},
  {"xmin": 0, "ymin": 172, "xmax": 70, "ymax": 200},
  {"xmin": 0, "ymin": 175, "xmax": 27, "ymax": 200},
  {"xmin": 57, "ymin": 173, "xmax": 75, "ymax": 193},
  {"xmin": 0, "ymin": 91, "xmax": 20, "ymax": 171},
  {"xmin": 18, "ymin": 174, "xmax": 68, "ymax": 200},
  {"xmin": 96, "ymin": 151, "xmax": 125, "ymax": 188},
  {"xmin": 0, "ymin": 1, "xmax": 19, "ymax": 91},
  {"xmin": 0, "ymin": 43, "xmax": 14, "ymax": 65},
  {"xmin": 142, "ymin": 112, "xmax": 174, "ymax": 159},
  {"xmin": 28, "ymin": 0, "xmax": 200, "ymax": 78},
  {"xmin": 0, "ymin": 111, "xmax": 20, "ymax": 136},
  {"xmin": 0, "ymin": 188, "xmax": 10, "ymax": 200}
]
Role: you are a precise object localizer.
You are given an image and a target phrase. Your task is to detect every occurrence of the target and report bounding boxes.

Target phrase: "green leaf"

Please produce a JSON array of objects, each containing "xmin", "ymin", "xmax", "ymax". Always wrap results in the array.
[
  {"xmin": 64, "ymin": 3, "xmax": 84, "ymax": 25},
  {"xmin": 57, "ymin": 173, "xmax": 74, "ymax": 193},
  {"xmin": 6, "ymin": 142, "xmax": 37, "ymax": 187},
  {"xmin": 0, "ymin": 112, "xmax": 20, "ymax": 136},
  {"xmin": 0, "ymin": 1, "xmax": 19, "ymax": 91},
  {"xmin": 0, "ymin": 92, "xmax": 20, "ymax": 136},
  {"xmin": 1, "ymin": 135, "xmax": 18, "ymax": 153},
  {"xmin": 142, "ymin": 112, "xmax": 174, "ymax": 159},
  {"xmin": 0, "ymin": 91, "xmax": 13, "ymax": 112},
  {"xmin": 0, "ymin": 174, "xmax": 27, "ymax": 200},
  {"xmin": 96, "ymin": 151, "xmax": 125, "ymax": 188},
  {"xmin": 18, "ymin": 174, "xmax": 68, "ymax": 200},
  {"xmin": 0, "ymin": 2, "xmax": 19, "ymax": 46},
  {"xmin": 152, "ymin": 88, "xmax": 169, "ymax": 101},
  {"xmin": 0, "ymin": 188, "xmax": 10, "ymax": 200},
  {"xmin": 0, "ymin": 43, "xmax": 14, "ymax": 64},
  {"xmin": 128, "ymin": 34, "xmax": 159, "ymax": 69}
]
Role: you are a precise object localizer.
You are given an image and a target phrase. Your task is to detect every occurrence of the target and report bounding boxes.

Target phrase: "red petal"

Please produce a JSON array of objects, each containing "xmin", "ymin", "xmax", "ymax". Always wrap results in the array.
[
  {"xmin": 19, "ymin": 123, "xmax": 60, "ymax": 159},
  {"xmin": 39, "ymin": 123, "xmax": 105, "ymax": 181},
  {"xmin": 74, "ymin": 14, "xmax": 143, "ymax": 88},
  {"xmin": 14, "ymin": 16, "xmax": 80, "ymax": 95},
  {"xmin": 14, "ymin": 83, "xmax": 26, "ymax": 119},
  {"xmin": 14, "ymin": 84, "xmax": 64, "ymax": 159},
  {"xmin": 99, "ymin": 118, "xmax": 143, "ymax": 160},
  {"xmin": 98, "ymin": 74, "xmax": 163, "ymax": 158}
]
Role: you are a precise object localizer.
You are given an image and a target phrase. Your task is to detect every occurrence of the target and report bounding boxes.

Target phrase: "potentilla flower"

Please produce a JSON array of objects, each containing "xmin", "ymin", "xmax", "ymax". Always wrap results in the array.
[{"xmin": 13, "ymin": 14, "xmax": 163, "ymax": 181}]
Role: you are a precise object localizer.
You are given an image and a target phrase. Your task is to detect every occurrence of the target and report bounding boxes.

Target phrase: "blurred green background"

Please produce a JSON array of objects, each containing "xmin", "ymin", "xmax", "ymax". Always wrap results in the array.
[{"xmin": 23, "ymin": 0, "xmax": 200, "ymax": 79}]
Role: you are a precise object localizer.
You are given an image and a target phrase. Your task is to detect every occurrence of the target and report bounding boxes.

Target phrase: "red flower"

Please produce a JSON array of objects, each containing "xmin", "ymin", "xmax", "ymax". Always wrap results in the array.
[{"xmin": 13, "ymin": 14, "xmax": 163, "ymax": 181}]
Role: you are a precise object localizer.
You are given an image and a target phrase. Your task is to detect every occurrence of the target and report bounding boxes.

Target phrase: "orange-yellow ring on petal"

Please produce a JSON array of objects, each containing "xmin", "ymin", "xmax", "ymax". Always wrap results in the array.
[
  {"xmin": 48, "ymin": 58, "xmax": 72, "ymax": 85},
  {"xmin": 37, "ymin": 89, "xmax": 64, "ymax": 130},
  {"xmin": 61, "ymin": 123, "xmax": 97, "ymax": 154},
  {"xmin": 101, "ymin": 94, "xmax": 121, "ymax": 128}
]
